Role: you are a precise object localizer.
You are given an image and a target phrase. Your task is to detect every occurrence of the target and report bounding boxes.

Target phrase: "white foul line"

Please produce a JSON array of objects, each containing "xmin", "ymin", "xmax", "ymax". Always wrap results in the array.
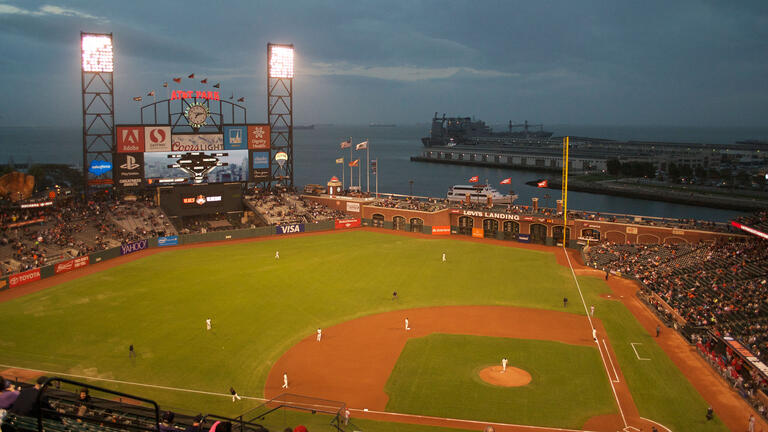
[
  {"xmin": 602, "ymin": 339, "xmax": 620, "ymax": 382},
  {"xmin": 562, "ymin": 247, "xmax": 628, "ymax": 429},
  {"xmin": 630, "ymin": 343, "xmax": 651, "ymax": 361}
]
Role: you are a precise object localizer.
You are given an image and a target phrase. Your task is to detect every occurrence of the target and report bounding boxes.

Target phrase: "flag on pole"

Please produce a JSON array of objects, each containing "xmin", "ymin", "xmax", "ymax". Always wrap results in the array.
[
  {"xmin": 349, "ymin": 159, "xmax": 359, "ymax": 167},
  {"xmin": 355, "ymin": 141, "xmax": 368, "ymax": 150},
  {"xmin": 133, "ymin": 96, "xmax": 142, "ymax": 101},
  {"xmin": 147, "ymin": 90, "xmax": 155, "ymax": 97},
  {"xmin": 213, "ymin": 83, "xmax": 220, "ymax": 88},
  {"xmin": 340, "ymin": 140, "xmax": 352, "ymax": 149},
  {"xmin": 370, "ymin": 159, "xmax": 377, "ymax": 174},
  {"xmin": 172, "ymin": 77, "xmax": 182, "ymax": 83},
  {"xmin": 537, "ymin": 179, "xmax": 548, "ymax": 188},
  {"xmin": 188, "ymin": 73, "xmax": 195, "ymax": 79},
  {"xmin": 500, "ymin": 178, "xmax": 511, "ymax": 185},
  {"xmin": 335, "ymin": 157, "xmax": 344, "ymax": 164},
  {"xmin": 201, "ymin": 78, "xmax": 208, "ymax": 84},
  {"xmin": 237, "ymin": 97, "xmax": 245, "ymax": 102},
  {"xmin": 469, "ymin": 175, "xmax": 479, "ymax": 183},
  {"xmin": 162, "ymin": 82, "xmax": 168, "ymax": 88}
]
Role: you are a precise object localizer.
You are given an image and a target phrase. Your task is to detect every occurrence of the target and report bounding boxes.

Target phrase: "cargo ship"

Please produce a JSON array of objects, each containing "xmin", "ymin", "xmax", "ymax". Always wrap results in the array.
[{"xmin": 422, "ymin": 113, "xmax": 553, "ymax": 147}]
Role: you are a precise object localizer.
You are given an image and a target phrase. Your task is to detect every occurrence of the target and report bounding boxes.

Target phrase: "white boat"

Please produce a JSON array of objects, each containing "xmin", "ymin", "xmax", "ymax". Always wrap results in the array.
[{"xmin": 446, "ymin": 184, "xmax": 518, "ymax": 204}]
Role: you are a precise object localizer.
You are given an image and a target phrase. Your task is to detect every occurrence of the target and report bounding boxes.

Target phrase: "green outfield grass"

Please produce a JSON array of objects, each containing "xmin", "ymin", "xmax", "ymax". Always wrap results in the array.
[
  {"xmin": 385, "ymin": 334, "xmax": 616, "ymax": 428},
  {"xmin": 0, "ymin": 230, "xmax": 728, "ymax": 430}
]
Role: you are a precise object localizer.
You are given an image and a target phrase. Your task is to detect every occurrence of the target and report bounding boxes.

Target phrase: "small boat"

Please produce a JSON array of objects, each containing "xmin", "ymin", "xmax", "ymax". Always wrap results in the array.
[{"xmin": 446, "ymin": 184, "xmax": 518, "ymax": 204}]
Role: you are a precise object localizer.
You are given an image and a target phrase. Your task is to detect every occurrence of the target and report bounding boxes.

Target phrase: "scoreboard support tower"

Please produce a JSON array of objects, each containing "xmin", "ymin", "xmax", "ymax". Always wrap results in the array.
[
  {"xmin": 267, "ymin": 43, "xmax": 294, "ymax": 188},
  {"xmin": 80, "ymin": 32, "xmax": 115, "ymax": 196}
]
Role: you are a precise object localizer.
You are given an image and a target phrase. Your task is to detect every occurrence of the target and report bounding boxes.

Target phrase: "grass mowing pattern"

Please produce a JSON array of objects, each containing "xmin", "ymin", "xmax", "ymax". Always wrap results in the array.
[
  {"xmin": 384, "ymin": 334, "xmax": 616, "ymax": 429},
  {"xmin": 575, "ymin": 276, "xmax": 727, "ymax": 431}
]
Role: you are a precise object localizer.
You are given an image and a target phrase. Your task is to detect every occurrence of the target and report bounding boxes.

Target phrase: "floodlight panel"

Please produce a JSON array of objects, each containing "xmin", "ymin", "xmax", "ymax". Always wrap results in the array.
[
  {"xmin": 82, "ymin": 34, "xmax": 113, "ymax": 72},
  {"xmin": 269, "ymin": 45, "xmax": 294, "ymax": 78}
]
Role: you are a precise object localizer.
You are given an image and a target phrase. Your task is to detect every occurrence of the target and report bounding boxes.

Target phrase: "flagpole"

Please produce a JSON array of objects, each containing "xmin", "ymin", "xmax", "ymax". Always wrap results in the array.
[
  {"xmin": 341, "ymin": 158, "xmax": 345, "ymax": 190},
  {"xmin": 376, "ymin": 160, "xmax": 379, "ymax": 198},
  {"xmin": 358, "ymin": 160, "xmax": 361, "ymax": 190},
  {"xmin": 366, "ymin": 140, "xmax": 370, "ymax": 194},
  {"xmin": 349, "ymin": 138, "xmax": 353, "ymax": 191}
]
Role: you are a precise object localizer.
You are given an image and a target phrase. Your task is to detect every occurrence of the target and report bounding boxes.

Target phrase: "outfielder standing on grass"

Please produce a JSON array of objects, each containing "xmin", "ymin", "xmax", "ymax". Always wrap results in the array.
[
  {"xmin": 230, "ymin": 387, "xmax": 241, "ymax": 402},
  {"xmin": 206, "ymin": 318, "xmax": 212, "ymax": 331}
]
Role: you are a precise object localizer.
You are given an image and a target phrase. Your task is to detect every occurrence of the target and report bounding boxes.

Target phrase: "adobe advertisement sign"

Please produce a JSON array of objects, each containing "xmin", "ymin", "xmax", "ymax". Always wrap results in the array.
[
  {"xmin": 224, "ymin": 126, "xmax": 247, "ymax": 150},
  {"xmin": 114, "ymin": 153, "xmax": 145, "ymax": 188},
  {"xmin": 121, "ymin": 239, "xmax": 148, "ymax": 255},
  {"xmin": 247, "ymin": 125, "xmax": 270, "ymax": 149},
  {"xmin": 144, "ymin": 126, "xmax": 172, "ymax": 152},
  {"xmin": 116, "ymin": 126, "xmax": 145, "ymax": 153},
  {"xmin": 335, "ymin": 218, "xmax": 361, "ymax": 229},
  {"xmin": 9, "ymin": 268, "xmax": 41, "ymax": 288},
  {"xmin": 55, "ymin": 256, "xmax": 90, "ymax": 274}
]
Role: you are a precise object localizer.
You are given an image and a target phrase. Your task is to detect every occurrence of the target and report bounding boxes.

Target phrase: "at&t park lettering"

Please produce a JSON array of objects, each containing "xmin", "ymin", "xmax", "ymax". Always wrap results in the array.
[
  {"xmin": 171, "ymin": 90, "xmax": 220, "ymax": 101},
  {"xmin": 461, "ymin": 210, "xmax": 520, "ymax": 221}
]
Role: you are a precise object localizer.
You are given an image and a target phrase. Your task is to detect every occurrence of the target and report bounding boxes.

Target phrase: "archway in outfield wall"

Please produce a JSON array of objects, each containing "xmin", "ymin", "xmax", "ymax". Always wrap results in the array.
[
  {"xmin": 503, "ymin": 221, "xmax": 520, "ymax": 240},
  {"xmin": 581, "ymin": 228, "xmax": 601, "ymax": 241},
  {"xmin": 372, "ymin": 213, "xmax": 385, "ymax": 228},
  {"xmin": 530, "ymin": 224, "xmax": 547, "ymax": 244},
  {"xmin": 458, "ymin": 216, "xmax": 473, "ymax": 236},
  {"xmin": 664, "ymin": 236, "xmax": 688, "ymax": 245},
  {"xmin": 552, "ymin": 226, "xmax": 571, "ymax": 245},
  {"xmin": 637, "ymin": 233, "xmax": 660, "ymax": 244},
  {"xmin": 393, "ymin": 216, "xmax": 407, "ymax": 231},
  {"xmin": 483, "ymin": 219, "xmax": 499, "ymax": 238},
  {"xmin": 603, "ymin": 230, "xmax": 625, "ymax": 243},
  {"xmin": 410, "ymin": 218, "xmax": 424, "ymax": 233}
]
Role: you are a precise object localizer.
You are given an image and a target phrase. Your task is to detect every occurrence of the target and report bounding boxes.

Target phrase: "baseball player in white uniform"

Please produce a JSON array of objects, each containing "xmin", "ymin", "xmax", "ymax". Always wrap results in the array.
[
  {"xmin": 275, "ymin": 250, "xmax": 280, "ymax": 260},
  {"xmin": 206, "ymin": 318, "xmax": 212, "ymax": 331},
  {"xmin": 282, "ymin": 373, "xmax": 288, "ymax": 389},
  {"xmin": 317, "ymin": 328, "xmax": 322, "ymax": 341},
  {"xmin": 502, "ymin": 357, "xmax": 508, "ymax": 372},
  {"xmin": 590, "ymin": 305, "xmax": 595, "ymax": 316},
  {"xmin": 442, "ymin": 253, "xmax": 446, "ymax": 263},
  {"xmin": 405, "ymin": 318, "xmax": 410, "ymax": 331},
  {"xmin": 592, "ymin": 328, "xmax": 597, "ymax": 342}
]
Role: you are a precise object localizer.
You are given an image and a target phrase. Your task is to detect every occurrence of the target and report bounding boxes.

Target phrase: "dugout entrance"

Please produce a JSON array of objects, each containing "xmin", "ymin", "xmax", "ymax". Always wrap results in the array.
[{"xmin": 242, "ymin": 394, "xmax": 348, "ymax": 432}]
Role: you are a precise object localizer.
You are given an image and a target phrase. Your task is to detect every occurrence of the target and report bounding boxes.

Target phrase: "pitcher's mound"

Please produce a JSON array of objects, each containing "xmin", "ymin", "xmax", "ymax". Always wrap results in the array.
[{"xmin": 478, "ymin": 365, "xmax": 532, "ymax": 387}]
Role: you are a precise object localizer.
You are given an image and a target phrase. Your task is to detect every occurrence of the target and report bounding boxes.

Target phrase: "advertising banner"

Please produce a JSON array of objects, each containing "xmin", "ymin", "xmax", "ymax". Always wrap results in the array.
[
  {"xmin": 518, "ymin": 234, "xmax": 531, "ymax": 243},
  {"xmin": 55, "ymin": 256, "xmax": 90, "ymax": 274},
  {"xmin": 252, "ymin": 152, "xmax": 270, "ymax": 181},
  {"xmin": 276, "ymin": 224, "xmax": 305, "ymax": 235},
  {"xmin": 120, "ymin": 239, "xmax": 148, "ymax": 255},
  {"xmin": 472, "ymin": 227, "xmax": 484, "ymax": 238},
  {"xmin": 247, "ymin": 125, "xmax": 270, "ymax": 149},
  {"xmin": 9, "ymin": 268, "xmax": 41, "ymax": 288},
  {"xmin": 116, "ymin": 126, "xmax": 145, "ymax": 153},
  {"xmin": 158, "ymin": 235, "xmax": 179, "ymax": 247},
  {"xmin": 114, "ymin": 153, "xmax": 145, "ymax": 188},
  {"xmin": 432, "ymin": 226, "xmax": 451, "ymax": 235},
  {"xmin": 144, "ymin": 126, "xmax": 172, "ymax": 152},
  {"xmin": 171, "ymin": 134, "xmax": 224, "ymax": 151},
  {"xmin": 88, "ymin": 160, "xmax": 112, "ymax": 176},
  {"xmin": 0, "ymin": 277, "xmax": 6, "ymax": 291},
  {"xmin": 224, "ymin": 126, "xmax": 247, "ymax": 150},
  {"xmin": 346, "ymin": 202, "xmax": 360, "ymax": 213},
  {"xmin": 335, "ymin": 218, "xmax": 361, "ymax": 229}
]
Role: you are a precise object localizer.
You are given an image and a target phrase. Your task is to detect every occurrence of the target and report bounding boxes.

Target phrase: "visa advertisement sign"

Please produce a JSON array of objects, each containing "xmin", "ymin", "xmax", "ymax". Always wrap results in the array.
[
  {"xmin": 224, "ymin": 126, "xmax": 247, "ymax": 150},
  {"xmin": 276, "ymin": 224, "xmax": 305, "ymax": 235},
  {"xmin": 158, "ymin": 236, "xmax": 179, "ymax": 247}
]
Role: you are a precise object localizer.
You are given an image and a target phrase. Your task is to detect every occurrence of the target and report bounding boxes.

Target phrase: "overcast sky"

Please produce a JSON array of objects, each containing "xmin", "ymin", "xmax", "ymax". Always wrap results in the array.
[{"xmin": 0, "ymin": 0, "xmax": 767, "ymax": 127}]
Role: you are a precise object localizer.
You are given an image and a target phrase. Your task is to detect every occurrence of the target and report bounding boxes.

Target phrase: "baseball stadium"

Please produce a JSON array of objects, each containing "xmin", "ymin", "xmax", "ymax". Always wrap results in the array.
[{"xmin": 1, "ymin": 33, "xmax": 768, "ymax": 432}]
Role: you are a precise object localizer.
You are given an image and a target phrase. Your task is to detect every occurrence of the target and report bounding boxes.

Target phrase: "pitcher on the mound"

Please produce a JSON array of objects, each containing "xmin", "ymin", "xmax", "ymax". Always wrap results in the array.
[{"xmin": 502, "ymin": 357, "xmax": 508, "ymax": 373}]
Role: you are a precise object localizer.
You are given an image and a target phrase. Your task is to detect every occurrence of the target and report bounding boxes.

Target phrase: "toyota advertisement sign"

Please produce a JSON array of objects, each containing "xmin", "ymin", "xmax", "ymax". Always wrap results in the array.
[{"xmin": 9, "ymin": 268, "xmax": 41, "ymax": 288}]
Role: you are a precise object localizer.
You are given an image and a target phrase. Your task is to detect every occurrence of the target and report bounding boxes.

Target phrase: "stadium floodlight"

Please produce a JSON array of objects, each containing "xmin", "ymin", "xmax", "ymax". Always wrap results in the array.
[
  {"xmin": 81, "ymin": 33, "xmax": 113, "ymax": 72},
  {"xmin": 269, "ymin": 44, "xmax": 294, "ymax": 78}
]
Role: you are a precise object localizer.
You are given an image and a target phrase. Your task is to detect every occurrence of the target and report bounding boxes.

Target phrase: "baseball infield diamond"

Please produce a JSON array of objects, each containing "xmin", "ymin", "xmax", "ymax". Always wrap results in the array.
[{"xmin": 0, "ymin": 230, "xmax": 739, "ymax": 431}]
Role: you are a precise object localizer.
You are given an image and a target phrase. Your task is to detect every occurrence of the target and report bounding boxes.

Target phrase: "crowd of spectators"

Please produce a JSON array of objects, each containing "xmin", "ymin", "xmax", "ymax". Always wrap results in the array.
[
  {"xmin": 585, "ymin": 238, "xmax": 768, "ymax": 418},
  {"xmin": 736, "ymin": 210, "xmax": 768, "ymax": 234},
  {"xmin": 246, "ymin": 190, "xmax": 345, "ymax": 225},
  {"xmin": 371, "ymin": 196, "xmax": 448, "ymax": 212}
]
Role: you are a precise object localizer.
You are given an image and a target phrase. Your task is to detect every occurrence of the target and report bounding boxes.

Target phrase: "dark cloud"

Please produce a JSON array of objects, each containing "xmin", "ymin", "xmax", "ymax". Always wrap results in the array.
[{"xmin": 0, "ymin": 0, "xmax": 766, "ymax": 127}]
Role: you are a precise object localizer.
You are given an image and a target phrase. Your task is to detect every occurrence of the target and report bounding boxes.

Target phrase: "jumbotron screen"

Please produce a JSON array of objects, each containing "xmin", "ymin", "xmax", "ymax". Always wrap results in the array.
[{"xmin": 158, "ymin": 183, "xmax": 243, "ymax": 217}]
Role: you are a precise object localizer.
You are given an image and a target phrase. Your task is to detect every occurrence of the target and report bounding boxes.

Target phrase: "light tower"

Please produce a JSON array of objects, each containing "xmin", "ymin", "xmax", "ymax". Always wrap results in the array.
[
  {"xmin": 267, "ymin": 43, "xmax": 294, "ymax": 188},
  {"xmin": 80, "ymin": 32, "xmax": 115, "ymax": 195}
]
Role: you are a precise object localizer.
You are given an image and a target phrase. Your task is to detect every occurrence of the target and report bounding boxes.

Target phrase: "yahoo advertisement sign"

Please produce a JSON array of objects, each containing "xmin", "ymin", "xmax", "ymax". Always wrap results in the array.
[{"xmin": 120, "ymin": 239, "xmax": 148, "ymax": 255}]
